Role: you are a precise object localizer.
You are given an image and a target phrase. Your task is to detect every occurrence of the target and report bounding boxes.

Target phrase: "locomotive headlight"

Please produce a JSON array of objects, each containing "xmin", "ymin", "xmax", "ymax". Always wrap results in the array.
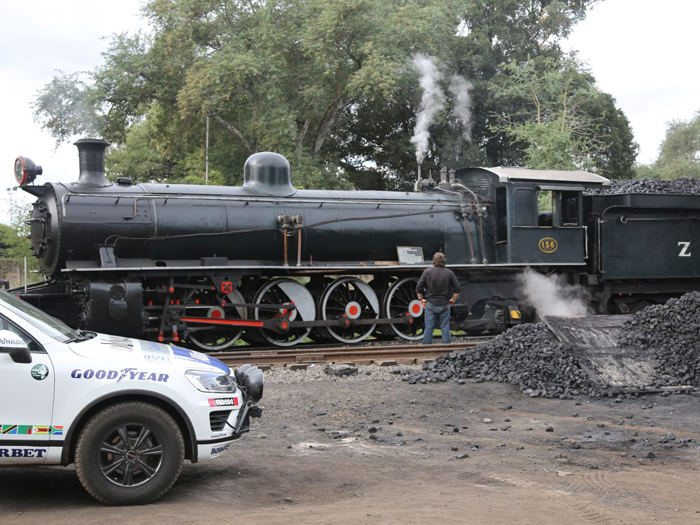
[
  {"xmin": 185, "ymin": 369, "xmax": 236, "ymax": 393},
  {"xmin": 14, "ymin": 156, "xmax": 42, "ymax": 185}
]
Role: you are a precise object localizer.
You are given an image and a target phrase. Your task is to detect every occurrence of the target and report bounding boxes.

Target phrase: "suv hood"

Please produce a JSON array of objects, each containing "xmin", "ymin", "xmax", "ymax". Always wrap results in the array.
[{"xmin": 69, "ymin": 333, "xmax": 230, "ymax": 374}]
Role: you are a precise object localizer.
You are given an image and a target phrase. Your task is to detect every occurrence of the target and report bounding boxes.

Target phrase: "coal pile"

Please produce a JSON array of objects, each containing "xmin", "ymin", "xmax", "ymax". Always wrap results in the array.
[
  {"xmin": 621, "ymin": 292, "xmax": 700, "ymax": 387},
  {"xmin": 404, "ymin": 323, "xmax": 601, "ymax": 399},
  {"xmin": 586, "ymin": 178, "xmax": 700, "ymax": 195}
]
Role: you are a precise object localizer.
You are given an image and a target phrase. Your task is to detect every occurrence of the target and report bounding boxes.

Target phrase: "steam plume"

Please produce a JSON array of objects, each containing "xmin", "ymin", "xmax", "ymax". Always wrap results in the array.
[
  {"xmin": 448, "ymin": 75, "xmax": 474, "ymax": 141},
  {"xmin": 517, "ymin": 268, "xmax": 589, "ymax": 317},
  {"xmin": 410, "ymin": 55, "xmax": 444, "ymax": 166}
]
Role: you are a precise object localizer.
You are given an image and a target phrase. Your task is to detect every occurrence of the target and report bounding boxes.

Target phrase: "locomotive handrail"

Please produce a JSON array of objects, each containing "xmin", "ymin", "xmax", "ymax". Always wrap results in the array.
[
  {"xmin": 57, "ymin": 188, "xmax": 466, "ymax": 219},
  {"xmin": 296, "ymin": 207, "xmax": 463, "ymax": 231}
]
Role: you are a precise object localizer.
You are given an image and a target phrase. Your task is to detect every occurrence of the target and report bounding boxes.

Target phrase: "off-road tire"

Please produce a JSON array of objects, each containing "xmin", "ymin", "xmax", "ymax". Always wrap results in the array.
[{"xmin": 75, "ymin": 401, "xmax": 185, "ymax": 505}]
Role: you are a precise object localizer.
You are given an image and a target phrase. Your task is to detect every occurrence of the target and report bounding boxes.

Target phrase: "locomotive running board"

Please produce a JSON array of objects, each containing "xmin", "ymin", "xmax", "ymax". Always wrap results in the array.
[{"xmin": 540, "ymin": 314, "xmax": 681, "ymax": 393}]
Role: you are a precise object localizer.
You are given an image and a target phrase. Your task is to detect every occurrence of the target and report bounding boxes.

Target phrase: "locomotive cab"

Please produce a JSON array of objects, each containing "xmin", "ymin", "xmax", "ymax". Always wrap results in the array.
[{"xmin": 454, "ymin": 167, "xmax": 610, "ymax": 267}]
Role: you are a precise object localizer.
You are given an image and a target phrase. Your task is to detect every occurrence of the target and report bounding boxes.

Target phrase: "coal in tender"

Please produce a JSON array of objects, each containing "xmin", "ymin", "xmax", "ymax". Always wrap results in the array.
[
  {"xmin": 404, "ymin": 323, "xmax": 601, "ymax": 399},
  {"xmin": 621, "ymin": 291, "xmax": 700, "ymax": 388},
  {"xmin": 585, "ymin": 178, "xmax": 700, "ymax": 196}
]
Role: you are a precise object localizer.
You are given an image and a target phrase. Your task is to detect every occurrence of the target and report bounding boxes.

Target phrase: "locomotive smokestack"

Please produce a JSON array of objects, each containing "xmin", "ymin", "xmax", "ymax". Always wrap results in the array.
[{"xmin": 75, "ymin": 139, "xmax": 110, "ymax": 186}]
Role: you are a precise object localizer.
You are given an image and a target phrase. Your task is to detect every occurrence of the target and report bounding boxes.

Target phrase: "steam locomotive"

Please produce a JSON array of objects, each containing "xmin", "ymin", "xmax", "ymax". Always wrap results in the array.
[{"xmin": 11, "ymin": 139, "xmax": 700, "ymax": 350}]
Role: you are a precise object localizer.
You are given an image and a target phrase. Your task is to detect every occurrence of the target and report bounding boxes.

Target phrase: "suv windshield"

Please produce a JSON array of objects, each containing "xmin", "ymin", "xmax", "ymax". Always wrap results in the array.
[{"xmin": 0, "ymin": 290, "xmax": 80, "ymax": 342}]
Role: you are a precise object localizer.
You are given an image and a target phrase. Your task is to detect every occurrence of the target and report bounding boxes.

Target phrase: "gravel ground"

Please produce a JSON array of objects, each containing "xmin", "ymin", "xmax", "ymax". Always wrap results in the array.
[
  {"xmin": 3, "ymin": 301, "xmax": 700, "ymax": 524},
  {"xmin": 3, "ymin": 360, "xmax": 700, "ymax": 524}
]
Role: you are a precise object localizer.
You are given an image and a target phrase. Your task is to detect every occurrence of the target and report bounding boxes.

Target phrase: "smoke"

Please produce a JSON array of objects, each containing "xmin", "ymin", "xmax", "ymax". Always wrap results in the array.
[
  {"xmin": 410, "ymin": 55, "xmax": 444, "ymax": 166},
  {"xmin": 409, "ymin": 55, "xmax": 474, "ymax": 166},
  {"xmin": 448, "ymin": 75, "xmax": 474, "ymax": 141},
  {"xmin": 517, "ymin": 268, "xmax": 589, "ymax": 317}
]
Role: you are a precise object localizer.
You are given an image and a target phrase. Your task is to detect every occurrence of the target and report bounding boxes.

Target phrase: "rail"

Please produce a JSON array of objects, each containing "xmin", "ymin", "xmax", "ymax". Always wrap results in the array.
[{"xmin": 215, "ymin": 340, "xmax": 484, "ymax": 367}]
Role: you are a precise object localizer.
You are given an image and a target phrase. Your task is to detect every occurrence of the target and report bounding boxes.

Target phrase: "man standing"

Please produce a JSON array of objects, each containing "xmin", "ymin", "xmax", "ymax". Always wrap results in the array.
[{"xmin": 416, "ymin": 252, "xmax": 461, "ymax": 344}]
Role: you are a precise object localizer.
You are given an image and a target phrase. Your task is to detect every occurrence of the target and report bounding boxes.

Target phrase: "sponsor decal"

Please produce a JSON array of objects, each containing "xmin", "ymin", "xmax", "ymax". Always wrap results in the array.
[
  {"xmin": 172, "ymin": 346, "xmax": 230, "ymax": 373},
  {"xmin": 173, "ymin": 347, "xmax": 211, "ymax": 364},
  {"xmin": 538, "ymin": 237, "xmax": 558, "ymax": 253},
  {"xmin": 70, "ymin": 368, "xmax": 169, "ymax": 383},
  {"xmin": 139, "ymin": 340, "xmax": 171, "ymax": 356},
  {"xmin": 208, "ymin": 398, "xmax": 239, "ymax": 407},
  {"xmin": 210, "ymin": 432, "xmax": 228, "ymax": 439},
  {"xmin": 98, "ymin": 334, "xmax": 135, "ymax": 352},
  {"xmin": 0, "ymin": 334, "xmax": 25, "ymax": 347},
  {"xmin": 0, "ymin": 448, "xmax": 47, "ymax": 458},
  {"xmin": 1, "ymin": 425, "xmax": 63, "ymax": 436},
  {"xmin": 211, "ymin": 444, "xmax": 231, "ymax": 455},
  {"xmin": 31, "ymin": 364, "xmax": 50, "ymax": 381},
  {"xmin": 144, "ymin": 354, "xmax": 171, "ymax": 365}
]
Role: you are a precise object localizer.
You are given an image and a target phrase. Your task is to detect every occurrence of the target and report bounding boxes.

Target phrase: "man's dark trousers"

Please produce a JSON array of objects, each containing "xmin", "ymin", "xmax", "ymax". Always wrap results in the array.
[{"xmin": 423, "ymin": 302, "xmax": 451, "ymax": 344}]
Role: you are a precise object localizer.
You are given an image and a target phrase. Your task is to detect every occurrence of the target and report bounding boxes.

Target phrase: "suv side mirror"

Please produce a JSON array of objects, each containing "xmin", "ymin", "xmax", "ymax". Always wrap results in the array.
[{"xmin": 0, "ymin": 330, "xmax": 32, "ymax": 364}]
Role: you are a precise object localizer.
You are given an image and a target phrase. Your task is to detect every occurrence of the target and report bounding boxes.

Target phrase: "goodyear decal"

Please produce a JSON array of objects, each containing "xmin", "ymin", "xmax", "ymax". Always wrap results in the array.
[
  {"xmin": 70, "ymin": 368, "xmax": 169, "ymax": 383},
  {"xmin": 538, "ymin": 237, "xmax": 558, "ymax": 254},
  {"xmin": 1, "ymin": 425, "xmax": 63, "ymax": 436}
]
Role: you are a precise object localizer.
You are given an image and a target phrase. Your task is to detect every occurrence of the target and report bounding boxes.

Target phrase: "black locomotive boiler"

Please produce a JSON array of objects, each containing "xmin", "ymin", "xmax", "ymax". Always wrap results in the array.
[{"xmin": 12, "ymin": 139, "xmax": 700, "ymax": 350}]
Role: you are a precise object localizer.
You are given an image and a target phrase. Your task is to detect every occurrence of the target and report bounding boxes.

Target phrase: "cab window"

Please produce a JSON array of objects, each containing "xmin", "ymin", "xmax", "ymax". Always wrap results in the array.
[
  {"xmin": 536, "ymin": 189, "xmax": 581, "ymax": 227},
  {"xmin": 537, "ymin": 190, "xmax": 553, "ymax": 227},
  {"xmin": 561, "ymin": 191, "xmax": 580, "ymax": 226}
]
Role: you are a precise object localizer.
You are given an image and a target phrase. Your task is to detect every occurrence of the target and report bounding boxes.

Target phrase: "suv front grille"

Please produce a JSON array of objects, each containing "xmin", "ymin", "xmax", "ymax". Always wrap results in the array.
[{"xmin": 210, "ymin": 410, "xmax": 232, "ymax": 431}]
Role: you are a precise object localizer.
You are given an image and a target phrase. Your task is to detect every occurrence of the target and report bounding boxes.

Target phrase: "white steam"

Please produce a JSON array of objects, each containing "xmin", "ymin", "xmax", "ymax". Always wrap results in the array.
[
  {"xmin": 410, "ymin": 55, "xmax": 444, "ymax": 166},
  {"xmin": 517, "ymin": 268, "xmax": 589, "ymax": 317},
  {"xmin": 410, "ymin": 55, "xmax": 474, "ymax": 166},
  {"xmin": 448, "ymin": 75, "xmax": 474, "ymax": 141}
]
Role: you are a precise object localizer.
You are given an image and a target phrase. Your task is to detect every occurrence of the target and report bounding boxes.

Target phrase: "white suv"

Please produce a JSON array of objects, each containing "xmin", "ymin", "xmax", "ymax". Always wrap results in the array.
[{"xmin": 0, "ymin": 289, "xmax": 263, "ymax": 505}]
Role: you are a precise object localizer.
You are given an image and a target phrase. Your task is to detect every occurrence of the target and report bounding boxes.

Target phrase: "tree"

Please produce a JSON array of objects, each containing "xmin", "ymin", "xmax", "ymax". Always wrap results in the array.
[
  {"xmin": 0, "ymin": 202, "xmax": 41, "ymax": 285},
  {"xmin": 34, "ymin": 0, "xmax": 631, "ymax": 190},
  {"xmin": 489, "ymin": 55, "xmax": 638, "ymax": 175},
  {"xmin": 655, "ymin": 111, "xmax": 700, "ymax": 179}
]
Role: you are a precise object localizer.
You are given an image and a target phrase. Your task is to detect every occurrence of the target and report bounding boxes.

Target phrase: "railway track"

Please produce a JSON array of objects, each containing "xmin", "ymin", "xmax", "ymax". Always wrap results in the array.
[{"xmin": 214, "ymin": 340, "xmax": 484, "ymax": 367}]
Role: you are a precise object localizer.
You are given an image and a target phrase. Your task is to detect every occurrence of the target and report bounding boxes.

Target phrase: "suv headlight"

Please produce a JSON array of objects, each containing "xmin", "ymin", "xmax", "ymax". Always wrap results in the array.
[{"xmin": 185, "ymin": 370, "xmax": 236, "ymax": 393}]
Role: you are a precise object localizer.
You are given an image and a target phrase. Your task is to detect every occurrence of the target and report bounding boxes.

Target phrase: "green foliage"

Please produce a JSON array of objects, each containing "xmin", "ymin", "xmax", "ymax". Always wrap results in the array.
[
  {"xmin": 490, "ymin": 55, "xmax": 637, "ymax": 175},
  {"xmin": 656, "ymin": 111, "xmax": 700, "ymax": 179},
  {"xmin": 0, "ymin": 202, "xmax": 41, "ymax": 285},
  {"xmin": 33, "ymin": 0, "xmax": 632, "ymax": 189},
  {"xmin": 33, "ymin": 72, "xmax": 105, "ymax": 144},
  {"xmin": 0, "ymin": 224, "xmax": 31, "ymax": 261},
  {"xmin": 633, "ymin": 163, "xmax": 660, "ymax": 179},
  {"xmin": 107, "ymin": 119, "xmax": 175, "ymax": 183},
  {"xmin": 634, "ymin": 111, "xmax": 700, "ymax": 179}
]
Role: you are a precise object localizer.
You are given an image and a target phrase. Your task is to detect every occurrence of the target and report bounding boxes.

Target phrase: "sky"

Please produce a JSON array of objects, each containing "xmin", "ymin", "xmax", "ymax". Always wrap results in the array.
[{"xmin": 1, "ymin": 0, "xmax": 699, "ymax": 225}]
